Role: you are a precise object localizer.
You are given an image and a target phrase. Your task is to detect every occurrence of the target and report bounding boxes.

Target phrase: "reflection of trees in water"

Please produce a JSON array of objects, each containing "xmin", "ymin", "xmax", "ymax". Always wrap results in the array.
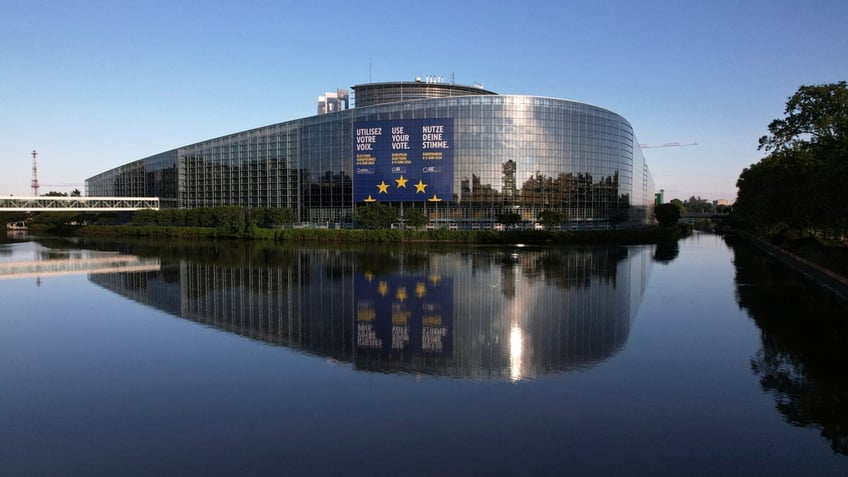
[
  {"xmin": 75, "ymin": 236, "xmax": 304, "ymax": 268},
  {"xmin": 729, "ymin": 236, "xmax": 848, "ymax": 455},
  {"xmin": 522, "ymin": 246, "xmax": 627, "ymax": 289},
  {"xmin": 652, "ymin": 240, "xmax": 679, "ymax": 264}
]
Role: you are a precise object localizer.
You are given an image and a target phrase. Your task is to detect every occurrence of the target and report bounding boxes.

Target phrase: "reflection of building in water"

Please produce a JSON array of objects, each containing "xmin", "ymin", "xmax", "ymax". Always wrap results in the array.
[
  {"xmin": 91, "ymin": 250, "xmax": 358, "ymax": 361},
  {"xmin": 397, "ymin": 246, "xmax": 650, "ymax": 380},
  {"xmin": 90, "ymin": 245, "xmax": 652, "ymax": 380}
]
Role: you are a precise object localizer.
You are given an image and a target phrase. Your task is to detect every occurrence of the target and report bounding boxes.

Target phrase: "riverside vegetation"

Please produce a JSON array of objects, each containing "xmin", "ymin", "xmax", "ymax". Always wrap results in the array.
[
  {"xmin": 74, "ymin": 205, "xmax": 690, "ymax": 245},
  {"xmin": 5, "ymin": 202, "xmax": 689, "ymax": 245},
  {"xmin": 732, "ymin": 81, "xmax": 848, "ymax": 278}
]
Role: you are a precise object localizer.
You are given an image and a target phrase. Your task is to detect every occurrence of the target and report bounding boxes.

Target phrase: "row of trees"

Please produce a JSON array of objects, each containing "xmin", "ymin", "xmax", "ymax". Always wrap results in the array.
[
  {"xmin": 734, "ymin": 81, "xmax": 847, "ymax": 238},
  {"xmin": 42, "ymin": 189, "xmax": 82, "ymax": 197},
  {"xmin": 666, "ymin": 196, "xmax": 730, "ymax": 214},
  {"xmin": 133, "ymin": 206, "xmax": 296, "ymax": 234}
]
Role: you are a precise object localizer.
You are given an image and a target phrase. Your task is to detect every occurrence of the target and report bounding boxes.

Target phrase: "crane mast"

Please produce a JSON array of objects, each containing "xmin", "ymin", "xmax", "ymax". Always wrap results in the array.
[
  {"xmin": 639, "ymin": 142, "xmax": 698, "ymax": 149},
  {"xmin": 31, "ymin": 150, "xmax": 40, "ymax": 197}
]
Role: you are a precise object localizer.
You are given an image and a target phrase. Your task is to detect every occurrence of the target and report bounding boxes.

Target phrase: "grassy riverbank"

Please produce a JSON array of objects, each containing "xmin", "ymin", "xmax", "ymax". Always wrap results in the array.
[{"xmin": 77, "ymin": 223, "xmax": 692, "ymax": 245}]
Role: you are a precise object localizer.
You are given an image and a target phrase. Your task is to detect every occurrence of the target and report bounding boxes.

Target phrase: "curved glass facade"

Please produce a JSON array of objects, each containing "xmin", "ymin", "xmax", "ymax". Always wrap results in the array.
[{"xmin": 86, "ymin": 82, "xmax": 654, "ymax": 228}]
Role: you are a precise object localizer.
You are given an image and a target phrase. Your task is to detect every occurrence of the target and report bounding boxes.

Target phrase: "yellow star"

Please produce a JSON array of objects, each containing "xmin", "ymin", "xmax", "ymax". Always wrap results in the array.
[
  {"xmin": 415, "ymin": 180, "xmax": 427, "ymax": 193},
  {"xmin": 364, "ymin": 272, "xmax": 374, "ymax": 282},
  {"xmin": 415, "ymin": 282, "xmax": 426, "ymax": 298},
  {"xmin": 395, "ymin": 175, "xmax": 408, "ymax": 188},
  {"xmin": 395, "ymin": 286, "xmax": 408, "ymax": 302},
  {"xmin": 427, "ymin": 194, "xmax": 442, "ymax": 202},
  {"xmin": 364, "ymin": 195, "xmax": 376, "ymax": 202},
  {"xmin": 429, "ymin": 274, "xmax": 441, "ymax": 286},
  {"xmin": 378, "ymin": 281, "xmax": 389, "ymax": 297},
  {"xmin": 377, "ymin": 181, "xmax": 389, "ymax": 194}
]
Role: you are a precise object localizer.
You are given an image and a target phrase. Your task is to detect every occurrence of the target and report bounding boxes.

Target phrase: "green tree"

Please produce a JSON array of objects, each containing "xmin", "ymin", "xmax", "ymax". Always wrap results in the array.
[
  {"xmin": 249, "ymin": 207, "xmax": 268, "ymax": 228},
  {"xmin": 715, "ymin": 204, "xmax": 732, "ymax": 214},
  {"xmin": 495, "ymin": 212, "xmax": 522, "ymax": 227},
  {"xmin": 737, "ymin": 81, "xmax": 848, "ymax": 237},
  {"xmin": 133, "ymin": 209, "xmax": 157, "ymax": 225},
  {"xmin": 537, "ymin": 210, "xmax": 564, "ymax": 229},
  {"xmin": 356, "ymin": 203, "xmax": 398, "ymax": 228},
  {"xmin": 278, "ymin": 208, "xmax": 296, "ymax": 225},
  {"xmin": 403, "ymin": 209, "xmax": 430, "ymax": 229},
  {"xmin": 213, "ymin": 206, "xmax": 246, "ymax": 235},
  {"xmin": 669, "ymin": 198, "xmax": 685, "ymax": 214},
  {"xmin": 0, "ymin": 212, "xmax": 29, "ymax": 224},
  {"xmin": 684, "ymin": 196, "xmax": 713, "ymax": 213},
  {"xmin": 736, "ymin": 149, "xmax": 817, "ymax": 232},
  {"xmin": 654, "ymin": 203, "xmax": 681, "ymax": 227},
  {"xmin": 758, "ymin": 81, "xmax": 848, "ymax": 153}
]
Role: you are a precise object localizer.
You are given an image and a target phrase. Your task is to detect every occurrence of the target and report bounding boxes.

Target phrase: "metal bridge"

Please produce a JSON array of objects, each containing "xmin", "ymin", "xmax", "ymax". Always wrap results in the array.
[{"xmin": 0, "ymin": 196, "xmax": 159, "ymax": 212}]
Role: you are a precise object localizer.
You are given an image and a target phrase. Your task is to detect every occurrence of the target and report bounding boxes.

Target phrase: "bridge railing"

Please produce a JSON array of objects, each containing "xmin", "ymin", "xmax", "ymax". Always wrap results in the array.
[{"xmin": 0, "ymin": 196, "xmax": 159, "ymax": 212}]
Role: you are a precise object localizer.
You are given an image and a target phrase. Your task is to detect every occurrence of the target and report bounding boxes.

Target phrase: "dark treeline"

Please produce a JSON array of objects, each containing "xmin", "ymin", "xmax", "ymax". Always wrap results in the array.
[
  {"xmin": 133, "ymin": 206, "xmax": 296, "ymax": 235},
  {"xmin": 734, "ymin": 81, "xmax": 847, "ymax": 240}
]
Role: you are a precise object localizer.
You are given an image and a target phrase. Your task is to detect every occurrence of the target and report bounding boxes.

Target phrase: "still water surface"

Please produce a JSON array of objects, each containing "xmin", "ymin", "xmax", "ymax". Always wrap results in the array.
[{"xmin": 1, "ymin": 233, "xmax": 847, "ymax": 475}]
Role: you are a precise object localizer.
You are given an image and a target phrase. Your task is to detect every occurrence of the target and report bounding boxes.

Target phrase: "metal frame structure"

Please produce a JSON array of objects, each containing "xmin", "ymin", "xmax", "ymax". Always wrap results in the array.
[{"xmin": 0, "ymin": 196, "xmax": 159, "ymax": 212}]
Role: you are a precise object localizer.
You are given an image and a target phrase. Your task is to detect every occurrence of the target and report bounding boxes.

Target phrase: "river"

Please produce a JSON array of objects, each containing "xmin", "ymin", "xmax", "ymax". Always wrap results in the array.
[{"xmin": 1, "ymin": 232, "xmax": 846, "ymax": 476}]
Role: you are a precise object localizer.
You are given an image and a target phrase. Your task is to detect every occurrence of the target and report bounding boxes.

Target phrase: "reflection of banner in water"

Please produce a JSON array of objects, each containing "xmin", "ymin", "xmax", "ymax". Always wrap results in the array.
[{"xmin": 355, "ymin": 274, "xmax": 452, "ymax": 356}]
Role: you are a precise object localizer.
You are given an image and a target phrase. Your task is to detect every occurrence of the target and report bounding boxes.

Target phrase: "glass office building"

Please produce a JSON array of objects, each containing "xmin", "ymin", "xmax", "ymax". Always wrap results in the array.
[{"xmin": 86, "ymin": 80, "xmax": 655, "ymax": 228}]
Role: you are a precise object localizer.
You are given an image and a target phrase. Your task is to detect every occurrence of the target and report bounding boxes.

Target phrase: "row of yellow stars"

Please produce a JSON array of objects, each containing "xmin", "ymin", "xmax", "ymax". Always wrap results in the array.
[
  {"xmin": 376, "ymin": 282, "xmax": 427, "ymax": 301},
  {"xmin": 364, "ymin": 272, "xmax": 441, "ymax": 286},
  {"xmin": 363, "ymin": 273, "xmax": 442, "ymax": 302},
  {"xmin": 363, "ymin": 175, "xmax": 442, "ymax": 202}
]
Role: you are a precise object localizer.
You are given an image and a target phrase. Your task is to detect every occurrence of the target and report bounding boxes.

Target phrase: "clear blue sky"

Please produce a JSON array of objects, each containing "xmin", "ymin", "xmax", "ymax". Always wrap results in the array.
[{"xmin": 2, "ymin": 0, "xmax": 846, "ymax": 201}]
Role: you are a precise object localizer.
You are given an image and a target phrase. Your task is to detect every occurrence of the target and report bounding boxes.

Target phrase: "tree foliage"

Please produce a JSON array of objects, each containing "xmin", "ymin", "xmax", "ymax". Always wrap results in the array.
[
  {"xmin": 403, "ymin": 209, "xmax": 430, "ymax": 228},
  {"xmin": 495, "ymin": 212, "xmax": 522, "ymax": 225},
  {"xmin": 356, "ymin": 203, "xmax": 398, "ymax": 228},
  {"xmin": 736, "ymin": 81, "xmax": 848, "ymax": 238},
  {"xmin": 654, "ymin": 203, "xmax": 681, "ymax": 227},
  {"xmin": 537, "ymin": 210, "xmax": 565, "ymax": 229},
  {"xmin": 249, "ymin": 207, "xmax": 296, "ymax": 228},
  {"xmin": 683, "ymin": 196, "xmax": 714, "ymax": 213},
  {"xmin": 130, "ymin": 206, "xmax": 296, "ymax": 236},
  {"xmin": 758, "ymin": 81, "xmax": 848, "ymax": 153}
]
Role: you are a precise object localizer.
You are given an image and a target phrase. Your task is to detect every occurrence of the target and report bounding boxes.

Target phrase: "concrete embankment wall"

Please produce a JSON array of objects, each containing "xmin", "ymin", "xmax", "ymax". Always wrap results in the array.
[{"xmin": 733, "ymin": 231, "xmax": 848, "ymax": 302}]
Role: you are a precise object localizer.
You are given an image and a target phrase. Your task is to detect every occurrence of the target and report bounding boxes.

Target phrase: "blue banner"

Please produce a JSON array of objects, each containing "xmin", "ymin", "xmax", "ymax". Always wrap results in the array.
[{"xmin": 354, "ymin": 118, "xmax": 454, "ymax": 203}]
